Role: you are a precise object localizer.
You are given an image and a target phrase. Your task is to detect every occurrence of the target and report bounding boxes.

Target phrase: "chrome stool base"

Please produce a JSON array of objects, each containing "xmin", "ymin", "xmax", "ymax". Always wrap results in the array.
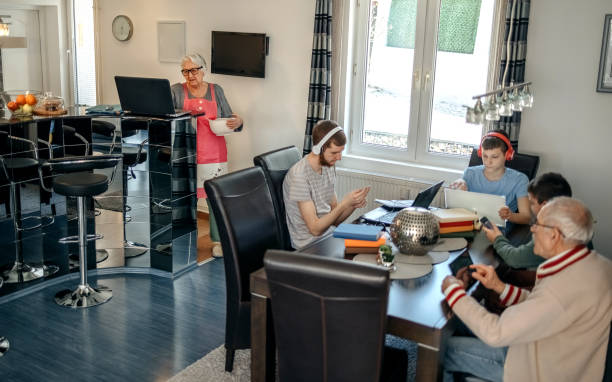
[
  {"xmin": 0, "ymin": 336, "xmax": 8, "ymax": 356},
  {"xmin": 55, "ymin": 284, "xmax": 112, "ymax": 308},
  {"xmin": 3, "ymin": 262, "xmax": 44, "ymax": 284},
  {"xmin": 68, "ymin": 249, "xmax": 109, "ymax": 265},
  {"xmin": 124, "ymin": 241, "xmax": 148, "ymax": 258}
]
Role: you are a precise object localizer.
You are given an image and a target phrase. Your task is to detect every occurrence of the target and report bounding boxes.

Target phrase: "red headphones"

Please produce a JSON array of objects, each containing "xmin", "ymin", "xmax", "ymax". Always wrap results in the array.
[{"xmin": 477, "ymin": 132, "xmax": 515, "ymax": 161}]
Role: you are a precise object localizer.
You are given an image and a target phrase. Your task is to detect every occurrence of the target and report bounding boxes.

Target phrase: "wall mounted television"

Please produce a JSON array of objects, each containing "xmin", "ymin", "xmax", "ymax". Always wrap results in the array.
[{"xmin": 211, "ymin": 31, "xmax": 268, "ymax": 78}]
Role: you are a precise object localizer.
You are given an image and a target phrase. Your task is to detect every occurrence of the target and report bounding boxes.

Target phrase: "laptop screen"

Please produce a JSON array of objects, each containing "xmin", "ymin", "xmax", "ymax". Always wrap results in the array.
[
  {"xmin": 114, "ymin": 76, "xmax": 184, "ymax": 116},
  {"xmin": 412, "ymin": 180, "xmax": 444, "ymax": 208}
]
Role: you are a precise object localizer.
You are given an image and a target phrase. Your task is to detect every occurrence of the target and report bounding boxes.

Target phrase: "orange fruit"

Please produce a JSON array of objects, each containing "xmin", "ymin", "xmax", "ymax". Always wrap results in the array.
[
  {"xmin": 7, "ymin": 101, "xmax": 18, "ymax": 111},
  {"xmin": 25, "ymin": 94, "xmax": 37, "ymax": 105},
  {"xmin": 15, "ymin": 94, "xmax": 26, "ymax": 105}
]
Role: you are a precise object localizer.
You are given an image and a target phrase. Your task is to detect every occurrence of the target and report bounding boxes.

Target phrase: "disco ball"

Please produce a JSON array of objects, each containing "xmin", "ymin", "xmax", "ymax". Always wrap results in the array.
[{"xmin": 390, "ymin": 207, "xmax": 439, "ymax": 255}]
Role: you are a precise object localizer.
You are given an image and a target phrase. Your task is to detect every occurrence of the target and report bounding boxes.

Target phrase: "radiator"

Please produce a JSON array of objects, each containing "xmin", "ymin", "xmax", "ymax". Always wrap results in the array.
[{"xmin": 335, "ymin": 168, "xmax": 444, "ymax": 223}]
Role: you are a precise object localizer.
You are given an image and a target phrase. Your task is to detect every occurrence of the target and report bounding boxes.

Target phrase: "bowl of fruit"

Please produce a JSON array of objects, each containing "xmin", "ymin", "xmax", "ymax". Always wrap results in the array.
[{"xmin": 2, "ymin": 91, "xmax": 40, "ymax": 117}]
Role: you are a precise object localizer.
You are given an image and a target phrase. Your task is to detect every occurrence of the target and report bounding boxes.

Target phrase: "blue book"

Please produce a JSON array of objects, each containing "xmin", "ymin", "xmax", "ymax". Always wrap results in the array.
[{"xmin": 333, "ymin": 223, "xmax": 383, "ymax": 241}]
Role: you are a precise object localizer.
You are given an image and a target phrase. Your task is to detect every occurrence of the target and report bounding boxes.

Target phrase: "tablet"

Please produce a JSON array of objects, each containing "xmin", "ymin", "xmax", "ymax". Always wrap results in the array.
[{"xmin": 444, "ymin": 188, "xmax": 506, "ymax": 227}]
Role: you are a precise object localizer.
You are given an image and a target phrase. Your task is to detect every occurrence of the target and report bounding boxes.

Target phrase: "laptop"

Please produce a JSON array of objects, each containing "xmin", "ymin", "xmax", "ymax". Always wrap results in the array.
[
  {"xmin": 114, "ymin": 76, "xmax": 191, "ymax": 117},
  {"xmin": 361, "ymin": 180, "xmax": 444, "ymax": 225}
]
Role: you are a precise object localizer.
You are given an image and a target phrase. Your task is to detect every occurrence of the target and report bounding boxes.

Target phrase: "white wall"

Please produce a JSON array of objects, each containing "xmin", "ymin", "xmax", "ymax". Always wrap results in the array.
[
  {"xmin": 520, "ymin": 0, "xmax": 612, "ymax": 257},
  {"xmin": 97, "ymin": 0, "xmax": 315, "ymax": 174}
]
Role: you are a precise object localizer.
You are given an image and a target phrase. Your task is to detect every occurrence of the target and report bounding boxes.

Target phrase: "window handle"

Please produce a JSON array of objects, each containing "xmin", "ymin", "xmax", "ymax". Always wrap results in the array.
[{"xmin": 423, "ymin": 71, "xmax": 431, "ymax": 89}]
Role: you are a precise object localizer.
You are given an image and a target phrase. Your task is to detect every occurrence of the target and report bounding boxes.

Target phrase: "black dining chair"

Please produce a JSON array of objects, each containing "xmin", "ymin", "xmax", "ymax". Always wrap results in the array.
[
  {"xmin": 264, "ymin": 250, "xmax": 408, "ymax": 382},
  {"xmin": 468, "ymin": 147, "xmax": 540, "ymax": 180},
  {"xmin": 204, "ymin": 166, "xmax": 282, "ymax": 372},
  {"xmin": 253, "ymin": 145, "xmax": 302, "ymax": 250}
]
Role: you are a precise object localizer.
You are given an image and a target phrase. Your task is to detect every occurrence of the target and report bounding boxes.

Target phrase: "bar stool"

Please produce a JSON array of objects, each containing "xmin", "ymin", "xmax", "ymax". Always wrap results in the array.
[
  {"xmin": 122, "ymin": 139, "xmax": 148, "ymax": 258},
  {"xmin": 0, "ymin": 278, "xmax": 6, "ymax": 356},
  {"xmin": 1, "ymin": 135, "xmax": 57, "ymax": 283},
  {"xmin": 49, "ymin": 154, "xmax": 121, "ymax": 308}
]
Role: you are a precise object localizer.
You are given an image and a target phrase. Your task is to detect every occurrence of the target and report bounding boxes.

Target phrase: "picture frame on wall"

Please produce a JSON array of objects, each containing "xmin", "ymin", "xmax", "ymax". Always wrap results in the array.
[
  {"xmin": 597, "ymin": 14, "xmax": 612, "ymax": 93},
  {"xmin": 158, "ymin": 21, "xmax": 186, "ymax": 63}
]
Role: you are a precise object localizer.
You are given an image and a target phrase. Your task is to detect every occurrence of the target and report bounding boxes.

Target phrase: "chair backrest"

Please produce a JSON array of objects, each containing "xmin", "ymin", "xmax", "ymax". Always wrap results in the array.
[
  {"xmin": 603, "ymin": 323, "xmax": 612, "ymax": 382},
  {"xmin": 204, "ymin": 167, "xmax": 281, "ymax": 305},
  {"xmin": 264, "ymin": 250, "xmax": 390, "ymax": 382},
  {"xmin": 253, "ymin": 146, "xmax": 302, "ymax": 250},
  {"xmin": 468, "ymin": 148, "xmax": 540, "ymax": 180}
]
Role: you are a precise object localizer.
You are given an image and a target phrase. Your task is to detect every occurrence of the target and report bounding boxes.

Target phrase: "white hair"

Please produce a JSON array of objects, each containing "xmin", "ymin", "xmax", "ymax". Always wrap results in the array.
[
  {"xmin": 181, "ymin": 53, "xmax": 207, "ymax": 71},
  {"xmin": 541, "ymin": 196, "xmax": 594, "ymax": 244}
]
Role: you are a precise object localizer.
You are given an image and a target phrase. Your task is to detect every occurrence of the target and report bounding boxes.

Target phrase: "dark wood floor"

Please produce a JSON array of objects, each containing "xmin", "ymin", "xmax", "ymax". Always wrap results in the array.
[{"xmin": 0, "ymin": 258, "xmax": 226, "ymax": 381}]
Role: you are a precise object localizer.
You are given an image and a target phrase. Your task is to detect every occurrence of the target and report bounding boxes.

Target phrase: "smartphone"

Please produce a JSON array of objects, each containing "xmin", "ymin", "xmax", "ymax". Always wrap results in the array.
[
  {"xmin": 448, "ymin": 249, "xmax": 475, "ymax": 276},
  {"xmin": 480, "ymin": 216, "xmax": 494, "ymax": 230}
]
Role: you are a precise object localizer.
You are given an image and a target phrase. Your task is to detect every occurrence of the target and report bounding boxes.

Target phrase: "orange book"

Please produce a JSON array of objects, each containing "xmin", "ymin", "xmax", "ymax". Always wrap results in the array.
[
  {"xmin": 439, "ymin": 224, "xmax": 474, "ymax": 234},
  {"xmin": 344, "ymin": 236, "xmax": 386, "ymax": 248}
]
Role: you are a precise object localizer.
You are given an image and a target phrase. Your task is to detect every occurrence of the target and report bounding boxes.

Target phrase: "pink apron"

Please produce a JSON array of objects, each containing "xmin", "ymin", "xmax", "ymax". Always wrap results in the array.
[{"xmin": 182, "ymin": 83, "xmax": 228, "ymax": 198}]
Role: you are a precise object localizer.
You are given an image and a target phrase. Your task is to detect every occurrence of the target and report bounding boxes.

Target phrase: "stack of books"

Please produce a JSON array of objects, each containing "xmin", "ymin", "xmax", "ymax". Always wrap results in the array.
[
  {"xmin": 333, "ymin": 223, "xmax": 385, "ymax": 254},
  {"xmin": 432, "ymin": 208, "xmax": 478, "ymax": 236}
]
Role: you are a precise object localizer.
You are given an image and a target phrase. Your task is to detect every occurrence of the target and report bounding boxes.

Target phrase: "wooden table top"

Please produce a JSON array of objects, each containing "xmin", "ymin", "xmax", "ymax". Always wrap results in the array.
[{"xmin": 250, "ymin": 230, "xmax": 498, "ymax": 343}]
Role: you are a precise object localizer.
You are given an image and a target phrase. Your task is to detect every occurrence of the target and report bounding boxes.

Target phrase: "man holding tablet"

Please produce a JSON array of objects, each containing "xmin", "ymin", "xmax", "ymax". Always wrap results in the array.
[{"xmin": 283, "ymin": 120, "xmax": 369, "ymax": 249}]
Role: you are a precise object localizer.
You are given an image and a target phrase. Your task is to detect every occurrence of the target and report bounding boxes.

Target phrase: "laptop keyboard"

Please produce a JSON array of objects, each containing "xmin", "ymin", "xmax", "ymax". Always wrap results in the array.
[{"xmin": 379, "ymin": 211, "xmax": 398, "ymax": 225}]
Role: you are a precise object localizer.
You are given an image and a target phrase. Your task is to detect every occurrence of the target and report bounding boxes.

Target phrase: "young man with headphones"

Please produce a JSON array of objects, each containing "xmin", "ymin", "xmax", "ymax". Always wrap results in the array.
[
  {"xmin": 451, "ymin": 130, "xmax": 531, "ymax": 225},
  {"xmin": 283, "ymin": 120, "xmax": 369, "ymax": 249}
]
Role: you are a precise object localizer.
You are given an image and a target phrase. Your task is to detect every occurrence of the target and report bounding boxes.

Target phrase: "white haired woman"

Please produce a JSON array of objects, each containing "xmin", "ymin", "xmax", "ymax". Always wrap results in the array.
[{"xmin": 171, "ymin": 53, "xmax": 243, "ymax": 258}]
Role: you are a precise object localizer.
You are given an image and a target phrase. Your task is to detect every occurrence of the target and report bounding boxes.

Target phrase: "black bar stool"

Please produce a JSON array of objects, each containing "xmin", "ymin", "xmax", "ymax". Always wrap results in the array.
[
  {"xmin": 1, "ymin": 134, "xmax": 57, "ymax": 283},
  {"xmin": 0, "ymin": 277, "xmax": 6, "ymax": 356},
  {"xmin": 48, "ymin": 154, "xmax": 121, "ymax": 308}
]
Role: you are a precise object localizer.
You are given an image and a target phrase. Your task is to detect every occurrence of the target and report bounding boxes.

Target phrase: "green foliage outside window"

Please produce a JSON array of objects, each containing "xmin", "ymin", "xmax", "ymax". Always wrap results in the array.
[{"xmin": 387, "ymin": 0, "xmax": 482, "ymax": 54}]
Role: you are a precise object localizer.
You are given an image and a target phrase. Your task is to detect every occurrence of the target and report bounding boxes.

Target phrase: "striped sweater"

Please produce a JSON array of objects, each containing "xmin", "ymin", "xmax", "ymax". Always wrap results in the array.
[{"xmin": 444, "ymin": 245, "xmax": 612, "ymax": 382}]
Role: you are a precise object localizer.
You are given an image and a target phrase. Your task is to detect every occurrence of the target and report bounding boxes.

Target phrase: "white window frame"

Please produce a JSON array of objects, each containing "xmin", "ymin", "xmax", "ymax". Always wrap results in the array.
[{"xmin": 339, "ymin": 0, "xmax": 507, "ymax": 173}]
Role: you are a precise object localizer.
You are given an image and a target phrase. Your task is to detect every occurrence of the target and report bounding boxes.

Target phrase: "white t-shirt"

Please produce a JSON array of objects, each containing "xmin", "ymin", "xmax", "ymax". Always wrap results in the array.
[{"xmin": 283, "ymin": 157, "xmax": 336, "ymax": 249}]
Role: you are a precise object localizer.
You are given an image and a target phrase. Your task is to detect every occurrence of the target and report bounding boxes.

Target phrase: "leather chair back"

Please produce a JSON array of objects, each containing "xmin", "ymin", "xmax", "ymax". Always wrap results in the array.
[
  {"xmin": 254, "ymin": 146, "xmax": 302, "ymax": 250},
  {"xmin": 204, "ymin": 167, "xmax": 282, "ymax": 353},
  {"xmin": 469, "ymin": 148, "xmax": 540, "ymax": 180},
  {"xmin": 264, "ymin": 250, "xmax": 391, "ymax": 382}
]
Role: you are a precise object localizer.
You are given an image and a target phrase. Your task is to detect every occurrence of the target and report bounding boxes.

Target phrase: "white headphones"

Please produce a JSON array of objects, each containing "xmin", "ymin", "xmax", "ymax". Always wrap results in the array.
[{"xmin": 311, "ymin": 126, "xmax": 343, "ymax": 155}]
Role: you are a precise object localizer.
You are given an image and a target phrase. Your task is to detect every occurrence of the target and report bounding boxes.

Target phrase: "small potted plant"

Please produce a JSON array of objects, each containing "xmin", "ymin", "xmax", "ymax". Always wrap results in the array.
[{"xmin": 378, "ymin": 244, "xmax": 395, "ymax": 270}]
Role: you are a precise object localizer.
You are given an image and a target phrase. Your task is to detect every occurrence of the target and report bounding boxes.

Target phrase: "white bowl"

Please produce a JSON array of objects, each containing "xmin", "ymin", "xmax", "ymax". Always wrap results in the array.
[{"xmin": 209, "ymin": 118, "xmax": 234, "ymax": 136}]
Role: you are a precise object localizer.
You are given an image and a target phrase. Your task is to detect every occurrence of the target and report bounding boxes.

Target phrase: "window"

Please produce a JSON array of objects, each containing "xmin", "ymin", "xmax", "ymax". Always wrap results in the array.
[
  {"xmin": 346, "ymin": 0, "xmax": 502, "ymax": 169},
  {"xmin": 71, "ymin": 0, "xmax": 97, "ymax": 106}
]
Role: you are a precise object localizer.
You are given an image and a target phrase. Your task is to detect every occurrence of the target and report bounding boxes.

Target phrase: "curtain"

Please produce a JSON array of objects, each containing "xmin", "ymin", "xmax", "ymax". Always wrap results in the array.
[
  {"xmin": 303, "ymin": 0, "xmax": 333, "ymax": 156},
  {"xmin": 492, "ymin": 0, "xmax": 530, "ymax": 148}
]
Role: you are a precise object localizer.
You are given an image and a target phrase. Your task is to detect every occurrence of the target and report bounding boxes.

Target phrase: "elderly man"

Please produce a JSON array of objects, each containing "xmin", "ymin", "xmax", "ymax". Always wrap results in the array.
[{"xmin": 441, "ymin": 197, "xmax": 612, "ymax": 381}]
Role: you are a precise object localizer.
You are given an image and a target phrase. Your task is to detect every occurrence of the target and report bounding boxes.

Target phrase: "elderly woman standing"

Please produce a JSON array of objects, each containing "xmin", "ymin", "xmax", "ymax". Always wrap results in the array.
[{"xmin": 171, "ymin": 53, "xmax": 243, "ymax": 258}]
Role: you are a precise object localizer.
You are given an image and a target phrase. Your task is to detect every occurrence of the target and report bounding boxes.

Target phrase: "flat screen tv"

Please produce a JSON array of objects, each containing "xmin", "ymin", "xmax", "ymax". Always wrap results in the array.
[{"xmin": 211, "ymin": 31, "xmax": 267, "ymax": 78}]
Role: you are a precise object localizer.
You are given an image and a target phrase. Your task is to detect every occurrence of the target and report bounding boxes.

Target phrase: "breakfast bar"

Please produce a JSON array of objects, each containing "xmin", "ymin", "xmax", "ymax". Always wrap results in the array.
[{"xmin": 0, "ymin": 108, "xmax": 198, "ymax": 299}]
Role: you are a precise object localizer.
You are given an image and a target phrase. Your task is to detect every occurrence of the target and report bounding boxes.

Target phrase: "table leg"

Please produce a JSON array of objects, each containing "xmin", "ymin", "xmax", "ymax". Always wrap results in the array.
[
  {"xmin": 251, "ymin": 292, "xmax": 275, "ymax": 382},
  {"xmin": 415, "ymin": 344, "xmax": 443, "ymax": 382}
]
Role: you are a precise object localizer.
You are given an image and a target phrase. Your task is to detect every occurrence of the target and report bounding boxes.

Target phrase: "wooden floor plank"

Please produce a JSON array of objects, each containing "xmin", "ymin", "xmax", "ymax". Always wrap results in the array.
[{"xmin": 0, "ymin": 259, "xmax": 227, "ymax": 381}]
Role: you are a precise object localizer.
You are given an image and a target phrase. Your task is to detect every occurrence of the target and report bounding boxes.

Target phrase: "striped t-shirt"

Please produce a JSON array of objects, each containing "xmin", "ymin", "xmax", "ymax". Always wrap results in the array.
[{"xmin": 283, "ymin": 156, "xmax": 337, "ymax": 249}]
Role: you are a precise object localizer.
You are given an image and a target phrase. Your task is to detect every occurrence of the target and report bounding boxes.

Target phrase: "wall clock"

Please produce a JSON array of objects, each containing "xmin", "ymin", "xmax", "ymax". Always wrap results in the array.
[{"xmin": 112, "ymin": 15, "xmax": 133, "ymax": 41}]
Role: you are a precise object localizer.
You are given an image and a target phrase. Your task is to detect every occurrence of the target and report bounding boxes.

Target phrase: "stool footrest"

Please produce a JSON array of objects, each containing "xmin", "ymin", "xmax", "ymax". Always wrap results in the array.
[{"xmin": 59, "ymin": 233, "xmax": 103, "ymax": 244}]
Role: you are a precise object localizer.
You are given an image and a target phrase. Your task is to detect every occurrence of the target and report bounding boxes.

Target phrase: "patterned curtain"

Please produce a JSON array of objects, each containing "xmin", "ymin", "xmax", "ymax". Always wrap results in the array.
[
  {"xmin": 303, "ymin": 0, "xmax": 333, "ymax": 156},
  {"xmin": 492, "ymin": 0, "xmax": 530, "ymax": 149}
]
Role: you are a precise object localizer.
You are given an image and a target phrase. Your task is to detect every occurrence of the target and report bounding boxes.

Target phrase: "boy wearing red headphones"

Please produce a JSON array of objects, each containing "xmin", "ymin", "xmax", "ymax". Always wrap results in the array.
[{"xmin": 451, "ymin": 130, "xmax": 531, "ymax": 225}]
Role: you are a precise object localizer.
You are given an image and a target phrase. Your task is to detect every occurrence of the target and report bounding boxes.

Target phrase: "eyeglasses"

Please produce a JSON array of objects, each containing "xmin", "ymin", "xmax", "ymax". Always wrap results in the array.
[
  {"xmin": 531, "ymin": 221, "xmax": 565, "ymax": 237},
  {"xmin": 181, "ymin": 66, "xmax": 203, "ymax": 76}
]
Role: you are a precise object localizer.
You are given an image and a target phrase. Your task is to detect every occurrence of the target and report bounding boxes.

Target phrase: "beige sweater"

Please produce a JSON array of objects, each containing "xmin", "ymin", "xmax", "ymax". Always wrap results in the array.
[{"xmin": 444, "ymin": 246, "xmax": 612, "ymax": 382}]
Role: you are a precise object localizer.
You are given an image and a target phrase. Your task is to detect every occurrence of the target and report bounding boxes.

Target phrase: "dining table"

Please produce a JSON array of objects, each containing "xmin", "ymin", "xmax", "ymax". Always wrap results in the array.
[{"xmin": 249, "ymin": 229, "xmax": 511, "ymax": 381}]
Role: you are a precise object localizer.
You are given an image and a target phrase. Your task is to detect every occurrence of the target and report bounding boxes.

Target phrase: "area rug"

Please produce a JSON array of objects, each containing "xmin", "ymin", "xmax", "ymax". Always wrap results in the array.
[
  {"xmin": 167, "ymin": 336, "xmax": 417, "ymax": 382},
  {"xmin": 167, "ymin": 346, "xmax": 251, "ymax": 382}
]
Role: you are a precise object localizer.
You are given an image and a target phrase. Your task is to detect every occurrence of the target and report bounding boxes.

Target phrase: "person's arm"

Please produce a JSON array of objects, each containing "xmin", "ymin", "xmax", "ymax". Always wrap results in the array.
[
  {"xmin": 493, "ymin": 236, "xmax": 541, "ymax": 269},
  {"xmin": 499, "ymin": 196, "xmax": 530, "ymax": 224},
  {"xmin": 214, "ymin": 84, "xmax": 243, "ymax": 131},
  {"xmin": 298, "ymin": 188, "xmax": 368, "ymax": 236},
  {"xmin": 442, "ymin": 270, "xmax": 566, "ymax": 347}
]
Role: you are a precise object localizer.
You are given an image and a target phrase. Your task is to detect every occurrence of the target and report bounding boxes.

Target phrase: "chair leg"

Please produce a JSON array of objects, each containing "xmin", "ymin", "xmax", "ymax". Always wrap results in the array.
[
  {"xmin": 225, "ymin": 346, "xmax": 235, "ymax": 372},
  {"xmin": 55, "ymin": 196, "xmax": 112, "ymax": 308}
]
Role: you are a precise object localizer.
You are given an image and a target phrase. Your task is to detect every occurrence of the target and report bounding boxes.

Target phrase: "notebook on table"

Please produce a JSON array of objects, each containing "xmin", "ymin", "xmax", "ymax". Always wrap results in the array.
[
  {"xmin": 361, "ymin": 180, "xmax": 444, "ymax": 226},
  {"xmin": 114, "ymin": 76, "xmax": 191, "ymax": 118}
]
